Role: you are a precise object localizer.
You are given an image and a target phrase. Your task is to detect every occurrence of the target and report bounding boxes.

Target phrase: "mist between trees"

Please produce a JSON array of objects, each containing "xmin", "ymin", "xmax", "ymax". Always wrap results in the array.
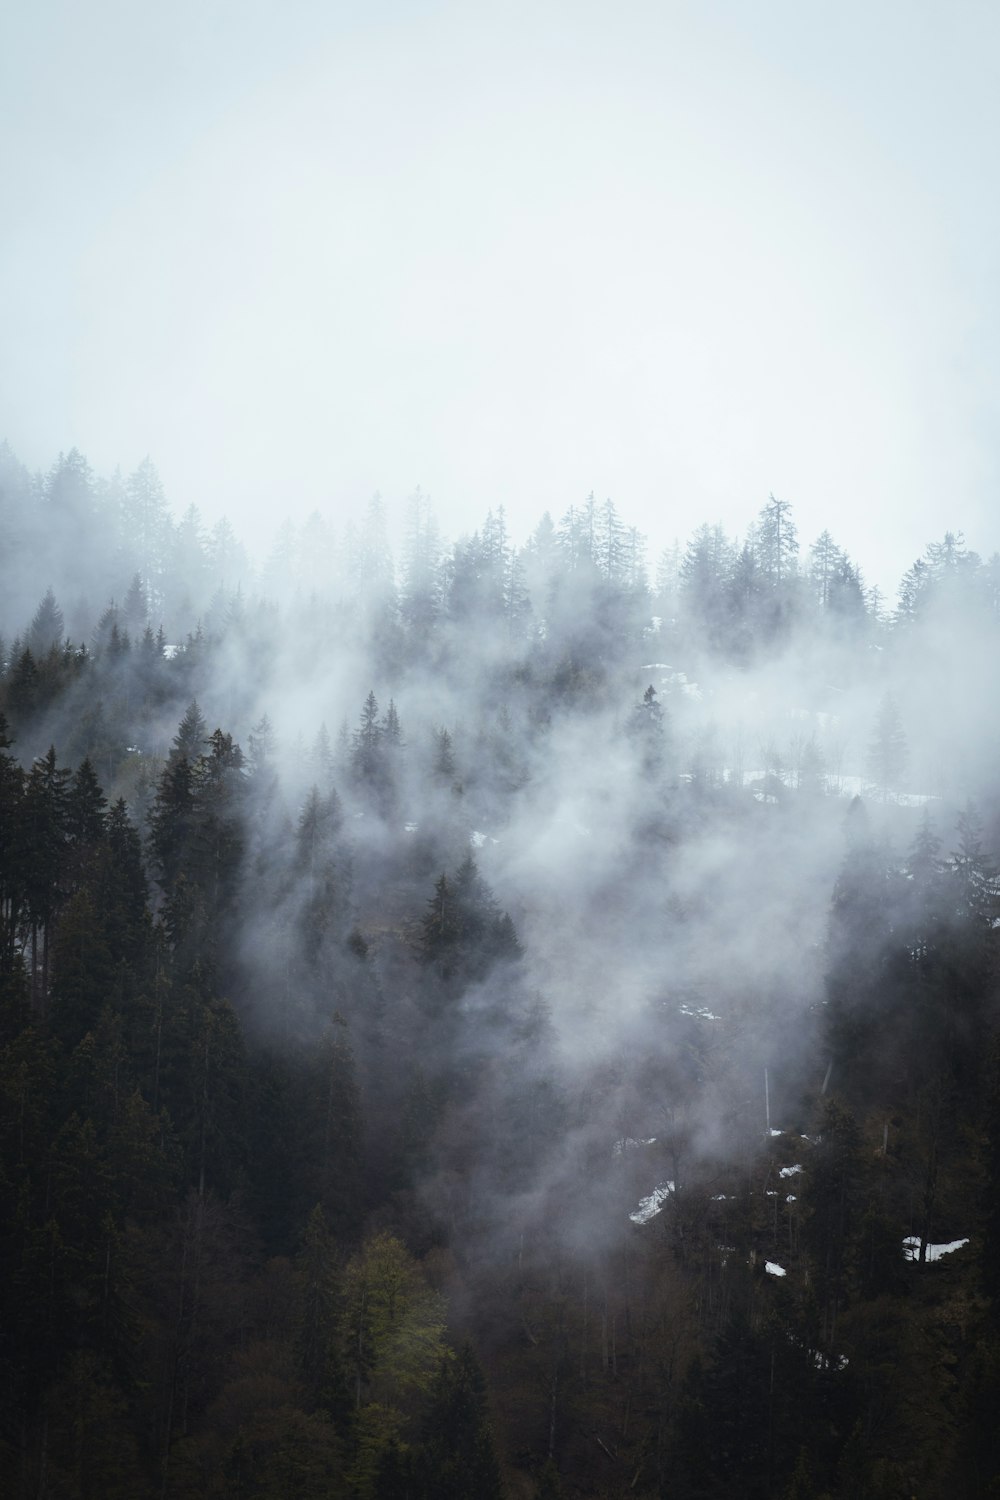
[{"xmin": 1, "ymin": 442, "xmax": 999, "ymax": 1498}]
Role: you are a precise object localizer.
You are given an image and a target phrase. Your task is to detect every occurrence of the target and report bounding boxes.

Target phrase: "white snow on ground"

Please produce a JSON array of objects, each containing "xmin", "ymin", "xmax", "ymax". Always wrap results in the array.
[
  {"xmin": 470, "ymin": 830, "xmax": 487, "ymax": 848},
  {"xmin": 629, "ymin": 1183, "xmax": 675, "ymax": 1224},
  {"xmin": 786, "ymin": 1195, "xmax": 797, "ymax": 1203},
  {"xmin": 613, "ymin": 1137, "xmax": 657, "ymax": 1156},
  {"xmin": 779, "ymin": 1165, "xmax": 803, "ymax": 1178},
  {"xmin": 768, "ymin": 1127, "xmax": 784, "ymax": 1137},
  {"xmin": 403, "ymin": 823, "xmax": 418, "ymax": 833},
  {"xmin": 680, "ymin": 1004, "xmax": 722, "ymax": 1021},
  {"xmin": 765, "ymin": 1262, "xmax": 787, "ymax": 1277},
  {"xmin": 902, "ymin": 1236, "xmax": 969, "ymax": 1262},
  {"xmin": 832, "ymin": 775, "xmax": 935, "ymax": 806},
  {"xmin": 720, "ymin": 768, "xmax": 935, "ymax": 805}
]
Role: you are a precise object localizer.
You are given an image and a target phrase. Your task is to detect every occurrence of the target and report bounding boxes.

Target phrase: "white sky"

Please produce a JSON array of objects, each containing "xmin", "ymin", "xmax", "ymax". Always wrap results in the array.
[{"xmin": 3, "ymin": 0, "xmax": 999, "ymax": 594}]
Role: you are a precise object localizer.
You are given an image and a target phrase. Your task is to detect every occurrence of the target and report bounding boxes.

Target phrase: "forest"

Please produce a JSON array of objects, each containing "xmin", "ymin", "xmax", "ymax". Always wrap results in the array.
[{"xmin": 1, "ymin": 440, "xmax": 999, "ymax": 1499}]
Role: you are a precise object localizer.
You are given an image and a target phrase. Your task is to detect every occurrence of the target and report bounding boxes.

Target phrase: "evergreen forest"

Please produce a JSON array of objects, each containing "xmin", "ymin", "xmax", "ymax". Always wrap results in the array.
[{"xmin": 2, "ymin": 441, "xmax": 1000, "ymax": 1499}]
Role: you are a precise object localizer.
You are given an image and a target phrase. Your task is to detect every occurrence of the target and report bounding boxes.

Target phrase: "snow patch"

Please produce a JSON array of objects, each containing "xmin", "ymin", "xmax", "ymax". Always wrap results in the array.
[
  {"xmin": 680, "ymin": 1004, "xmax": 722, "ymax": 1022},
  {"xmin": 403, "ymin": 822, "xmax": 418, "ymax": 833},
  {"xmin": 765, "ymin": 1261, "xmax": 787, "ymax": 1277},
  {"xmin": 779, "ymin": 1165, "xmax": 803, "ymax": 1178},
  {"xmin": 629, "ymin": 1183, "xmax": 675, "ymax": 1224},
  {"xmin": 902, "ymin": 1236, "xmax": 969, "ymax": 1263}
]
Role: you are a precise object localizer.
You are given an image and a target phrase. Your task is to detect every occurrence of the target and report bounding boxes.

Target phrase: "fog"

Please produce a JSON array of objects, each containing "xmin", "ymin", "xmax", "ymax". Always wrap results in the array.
[
  {"xmin": 4, "ymin": 2, "xmax": 1000, "ymax": 596},
  {"xmin": 2, "ymin": 445, "xmax": 997, "ymax": 1277}
]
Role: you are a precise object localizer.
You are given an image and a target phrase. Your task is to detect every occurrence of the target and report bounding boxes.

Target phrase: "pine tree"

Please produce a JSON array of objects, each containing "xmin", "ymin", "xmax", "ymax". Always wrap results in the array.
[
  {"xmin": 411, "ymin": 1345, "xmax": 505, "ymax": 1500},
  {"xmin": 66, "ymin": 757, "xmax": 108, "ymax": 851},
  {"xmin": 630, "ymin": 684, "xmax": 666, "ymax": 775},
  {"xmin": 27, "ymin": 588, "xmax": 64, "ymax": 656},
  {"xmin": 866, "ymin": 693, "xmax": 907, "ymax": 802},
  {"xmin": 809, "ymin": 530, "xmax": 841, "ymax": 609},
  {"xmin": 353, "ymin": 690, "xmax": 383, "ymax": 783},
  {"xmin": 49, "ymin": 889, "xmax": 116, "ymax": 1048},
  {"xmin": 102, "ymin": 799, "xmax": 149, "ymax": 969},
  {"xmin": 382, "ymin": 699, "xmax": 404, "ymax": 750},
  {"xmin": 433, "ymin": 728, "xmax": 456, "ymax": 783},
  {"xmin": 22, "ymin": 747, "xmax": 72, "ymax": 1009},
  {"xmin": 171, "ymin": 700, "xmax": 207, "ymax": 763},
  {"xmin": 0, "ymin": 714, "xmax": 25, "ymax": 976},
  {"xmin": 121, "ymin": 572, "xmax": 148, "ymax": 635},
  {"xmin": 294, "ymin": 1205, "xmax": 351, "ymax": 1420},
  {"xmin": 758, "ymin": 494, "xmax": 798, "ymax": 586},
  {"xmin": 123, "ymin": 457, "xmax": 171, "ymax": 600}
]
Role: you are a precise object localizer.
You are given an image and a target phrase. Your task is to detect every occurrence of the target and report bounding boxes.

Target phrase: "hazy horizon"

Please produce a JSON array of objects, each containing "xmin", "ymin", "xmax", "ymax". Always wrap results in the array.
[{"xmin": 4, "ymin": 1, "xmax": 1000, "ymax": 598}]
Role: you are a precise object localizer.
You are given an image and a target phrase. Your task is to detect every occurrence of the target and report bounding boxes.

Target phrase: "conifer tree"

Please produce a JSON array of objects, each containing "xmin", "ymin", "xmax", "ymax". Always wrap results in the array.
[
  {"xmin": 866, "ymin": 692, "xmax": 907, "ymax": 802},
  {"xmin": 22, "ymin": 746, "xmax": 72, "ymax": 1007},
  {"xmin": 0, "ymin": 715, "xmax": 25, "ymax": 975},
  {"xmin": 411, "ymin": 1344, "xmax": 505, "ymax": 1500},
  {"xmin": 27, "ymin": 588, "xmax": 64, "ymax": 656}
]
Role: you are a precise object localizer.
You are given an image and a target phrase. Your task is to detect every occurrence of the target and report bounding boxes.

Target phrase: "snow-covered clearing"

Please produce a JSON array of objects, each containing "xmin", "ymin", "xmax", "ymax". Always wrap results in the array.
[{"xmin": 629, "ymin": 1183, "xmax": 675, "ymax": 1224}]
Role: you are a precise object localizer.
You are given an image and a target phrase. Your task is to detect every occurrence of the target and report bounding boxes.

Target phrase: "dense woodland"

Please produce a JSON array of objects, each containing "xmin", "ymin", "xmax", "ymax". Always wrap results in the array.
[{"xmin": 1, "ymin": 441, "xmax": 1000, "ymax": 1498}]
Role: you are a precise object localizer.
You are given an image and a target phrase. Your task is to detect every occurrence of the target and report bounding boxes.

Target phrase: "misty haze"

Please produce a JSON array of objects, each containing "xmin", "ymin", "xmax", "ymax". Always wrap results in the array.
[
  {"xmin": 3, "ymin": 3, "xmax": 1000, "ymax": 1497},
  {"xmin": 1, "ymin": 455, "xmax": 998, "ymax": 1497}
]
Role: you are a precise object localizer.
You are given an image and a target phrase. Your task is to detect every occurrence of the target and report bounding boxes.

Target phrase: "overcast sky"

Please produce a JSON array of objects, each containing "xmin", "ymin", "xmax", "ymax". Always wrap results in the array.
[{"xmin": 3, "ymin": 0, "xmax": 999, "ymax": 594}]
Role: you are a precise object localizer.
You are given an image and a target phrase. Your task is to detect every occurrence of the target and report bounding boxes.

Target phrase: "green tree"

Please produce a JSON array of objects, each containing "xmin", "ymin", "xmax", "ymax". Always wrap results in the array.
[
  {"xmin": 293, "ymin": 1205, "xmax": 351, "ymax": 1421},
  {"xmin": 341, "ymin": 1232, "xmax": 448, "ymax": 1414},
  {"xmin": 411, "ymin": 1344, "xmax": 505, "ymax": 1500}
]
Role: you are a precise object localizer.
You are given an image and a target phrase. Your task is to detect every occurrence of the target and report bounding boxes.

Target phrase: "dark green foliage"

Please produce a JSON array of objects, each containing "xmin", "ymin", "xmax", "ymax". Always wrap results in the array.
[
  {"xmin": 419, "ymin": 854, "xmax": 521, "ymax": 988},
  {"xmin": 293, "ymin": 1206, "xmax": 352, "ymax": 1422},
  {"xmin": 66, "ymin": 755, "xmax": 108, "ymax": 851},
  {"xmin": 410, "ymin": 1344, "xmax": 505, "ymax": 1499}
]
